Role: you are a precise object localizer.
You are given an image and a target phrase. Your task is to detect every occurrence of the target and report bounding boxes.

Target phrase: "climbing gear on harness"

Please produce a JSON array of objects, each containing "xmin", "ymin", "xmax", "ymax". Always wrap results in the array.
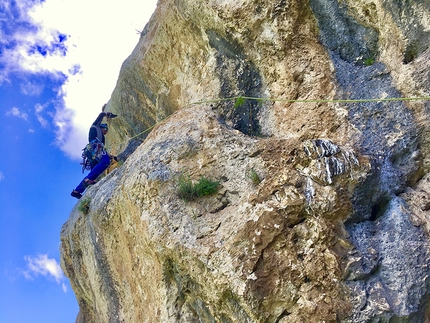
[{"xmin": 80, "ymin": 138, "xmax": 105, "ymax": 173}]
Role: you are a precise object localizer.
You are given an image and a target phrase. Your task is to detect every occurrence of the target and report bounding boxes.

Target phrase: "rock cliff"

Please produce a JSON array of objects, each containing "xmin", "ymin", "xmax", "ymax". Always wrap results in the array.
[{"xmin": 60, "ymin": 0, "xmax": 430, "ymax": 322}]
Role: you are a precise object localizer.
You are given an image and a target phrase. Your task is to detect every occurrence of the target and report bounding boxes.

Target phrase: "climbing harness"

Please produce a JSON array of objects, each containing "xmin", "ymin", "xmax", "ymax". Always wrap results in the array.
[{"xmin": 80, "ymin": 138, "xmax": 105, "ymax": 173}]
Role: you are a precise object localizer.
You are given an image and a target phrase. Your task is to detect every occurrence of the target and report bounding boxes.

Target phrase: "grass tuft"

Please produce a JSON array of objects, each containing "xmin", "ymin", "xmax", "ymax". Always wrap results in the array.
[
  {"xmin": 364, "ymin": 57, "xmax": 375, "ymax": 66},
  {"xmin": 194, "ymin": 176, "xmax": 220, "ymax": 197},
  {"xmin": 248, "ymin": 168, "xmax": 261, "ymax": 185},
  {"xmin": 233, "ymin": 96, "xmax": 246, "ymax": 109},
  {"xmin": 178, "ymin": 174, "xmax": 195, "ymax": 201},
  {"xmin": 178, "ymin": 174, "xmax": 220, "ymax": 201},
  {"xmin": 77, "ymin": 197, "xmax": 91, "ymax": 215}
]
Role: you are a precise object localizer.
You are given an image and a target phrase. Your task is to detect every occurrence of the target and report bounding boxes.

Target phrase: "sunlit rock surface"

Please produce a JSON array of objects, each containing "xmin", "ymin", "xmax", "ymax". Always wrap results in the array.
[{"xmin": 61, "ymin": 0, "xmax": 430, "ymax": 322}]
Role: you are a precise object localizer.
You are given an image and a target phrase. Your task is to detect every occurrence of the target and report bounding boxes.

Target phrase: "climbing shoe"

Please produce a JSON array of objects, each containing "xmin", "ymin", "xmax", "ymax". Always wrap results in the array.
[{"xmin": 71, "ymin": 190, "xmax": 82, "ymax": 199}]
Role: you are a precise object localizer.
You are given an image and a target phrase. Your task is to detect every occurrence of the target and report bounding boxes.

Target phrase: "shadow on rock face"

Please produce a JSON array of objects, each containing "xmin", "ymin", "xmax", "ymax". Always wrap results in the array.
[{"xmin": 207, "ymin": 29, "xmax": 263, "ymax": 137}]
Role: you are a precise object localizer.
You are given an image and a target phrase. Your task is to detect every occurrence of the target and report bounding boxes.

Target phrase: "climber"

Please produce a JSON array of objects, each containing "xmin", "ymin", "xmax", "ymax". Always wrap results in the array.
[{"xmin": 71, "ymin": 106, "xmax": 117, "ymax": 199}]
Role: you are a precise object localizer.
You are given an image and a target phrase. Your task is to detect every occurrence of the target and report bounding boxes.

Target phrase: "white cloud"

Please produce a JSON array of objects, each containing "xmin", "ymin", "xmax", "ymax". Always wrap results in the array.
[
  {"xmin": 1, "ymin": 0, "xmax": 158, "ymax": 159},
  {"xmin": 23, "ymin": 254, "xmax": 66, "ymax": 288},
  {"xmin": 35, "ymin": 102, "xmax": 49, "ymax": 127},
  {"xmin": 0, "ymin": 0, "xmax": 67, "ymax": 82},
  {"xmin": 0, "ymin": 171, "xmax": 4, "ymax": 181},
  {"xmin": 5, "ymin": 107, "xmax": 29, "ymax": 120},
  {"xmin": 20, "ymin": 82, "xmax": 44, "ymax": 96}
]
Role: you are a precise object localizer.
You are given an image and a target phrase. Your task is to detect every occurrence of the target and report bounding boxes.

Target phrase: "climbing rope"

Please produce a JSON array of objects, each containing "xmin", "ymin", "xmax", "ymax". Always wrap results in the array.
[
  {"xmin": 112, "ymin": 95, "xmax": 430, "ymax": 147},
  {"xmin": 185, "ymin": 95, "xmax": 430, "ymax": 106}
]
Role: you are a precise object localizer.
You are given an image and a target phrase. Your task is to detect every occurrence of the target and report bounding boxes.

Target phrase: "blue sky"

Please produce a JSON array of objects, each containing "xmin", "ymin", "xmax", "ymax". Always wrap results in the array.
[{"xmin": 0, "ymin": 0, "xmax": 157, "ymax": 322}]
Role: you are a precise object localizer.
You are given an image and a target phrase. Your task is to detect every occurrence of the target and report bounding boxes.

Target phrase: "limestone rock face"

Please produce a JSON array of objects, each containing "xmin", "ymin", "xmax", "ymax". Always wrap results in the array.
[{"xmin": 61, "ymin": 0, "xmax": 430, "ymax": 322}]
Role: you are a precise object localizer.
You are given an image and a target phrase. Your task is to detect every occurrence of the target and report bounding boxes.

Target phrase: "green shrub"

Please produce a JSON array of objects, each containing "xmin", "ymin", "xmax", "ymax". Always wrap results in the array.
[
  {"xmin": 364, "ymin": 57, "xmax": 375, "ymax": 66},
  {"xmin": 233, "ymin": 96, "xmax": 246, "ymax": 109},
  {"xmin": 178, "ymin": 174, "xmax": 196, "ymax": 201},
  {"xmin": 248, "ymin": 168, "xmax": 261, "ymax": 185},
  {"xmin": 194, "ymin": 176, "xmax": 220, "ymax": 197},
  {"xmin": 178, "ymin": 174, "xmax": 220, "ymax": 201},
  {"xmin": 77, "ymin": 198, "xmax": 91, "ymax": 215}
]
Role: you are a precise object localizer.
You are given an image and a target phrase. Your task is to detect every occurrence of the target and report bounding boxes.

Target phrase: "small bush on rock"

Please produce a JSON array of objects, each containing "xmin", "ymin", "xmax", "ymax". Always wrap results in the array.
[
  {"xmin": 178, "ymin": 174, "xmax": 195, "ymax": 201},
  {"xmin": 178, "ymin": 174, "xmax": 220, "ymax": 201},
  {"xmin": 364, "ymin": 57, "xmax": 375, "ymax": 66},
  {"xmin": 248, "ymin": 168, "xmax": 261, "ymax": 185},
  {"xmin": 77, "ymin": 198, "xmax": 91, "ymax": 215},
  {"xmin": 194, "ymin": 176, "xmax": 220, "ymax": 197}
]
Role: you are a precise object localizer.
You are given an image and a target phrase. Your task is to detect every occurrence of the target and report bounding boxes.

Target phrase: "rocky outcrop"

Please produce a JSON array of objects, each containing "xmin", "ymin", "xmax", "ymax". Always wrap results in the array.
[{"xmin": 60, "ymin": 0, "xmax": 430, "ymax": 322}]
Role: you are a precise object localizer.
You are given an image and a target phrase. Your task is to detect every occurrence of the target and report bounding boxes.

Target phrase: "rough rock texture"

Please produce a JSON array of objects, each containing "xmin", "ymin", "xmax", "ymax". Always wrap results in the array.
[{"xmin": 61, "ymin": 0, "xmax": 430, "ymax": 322}]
